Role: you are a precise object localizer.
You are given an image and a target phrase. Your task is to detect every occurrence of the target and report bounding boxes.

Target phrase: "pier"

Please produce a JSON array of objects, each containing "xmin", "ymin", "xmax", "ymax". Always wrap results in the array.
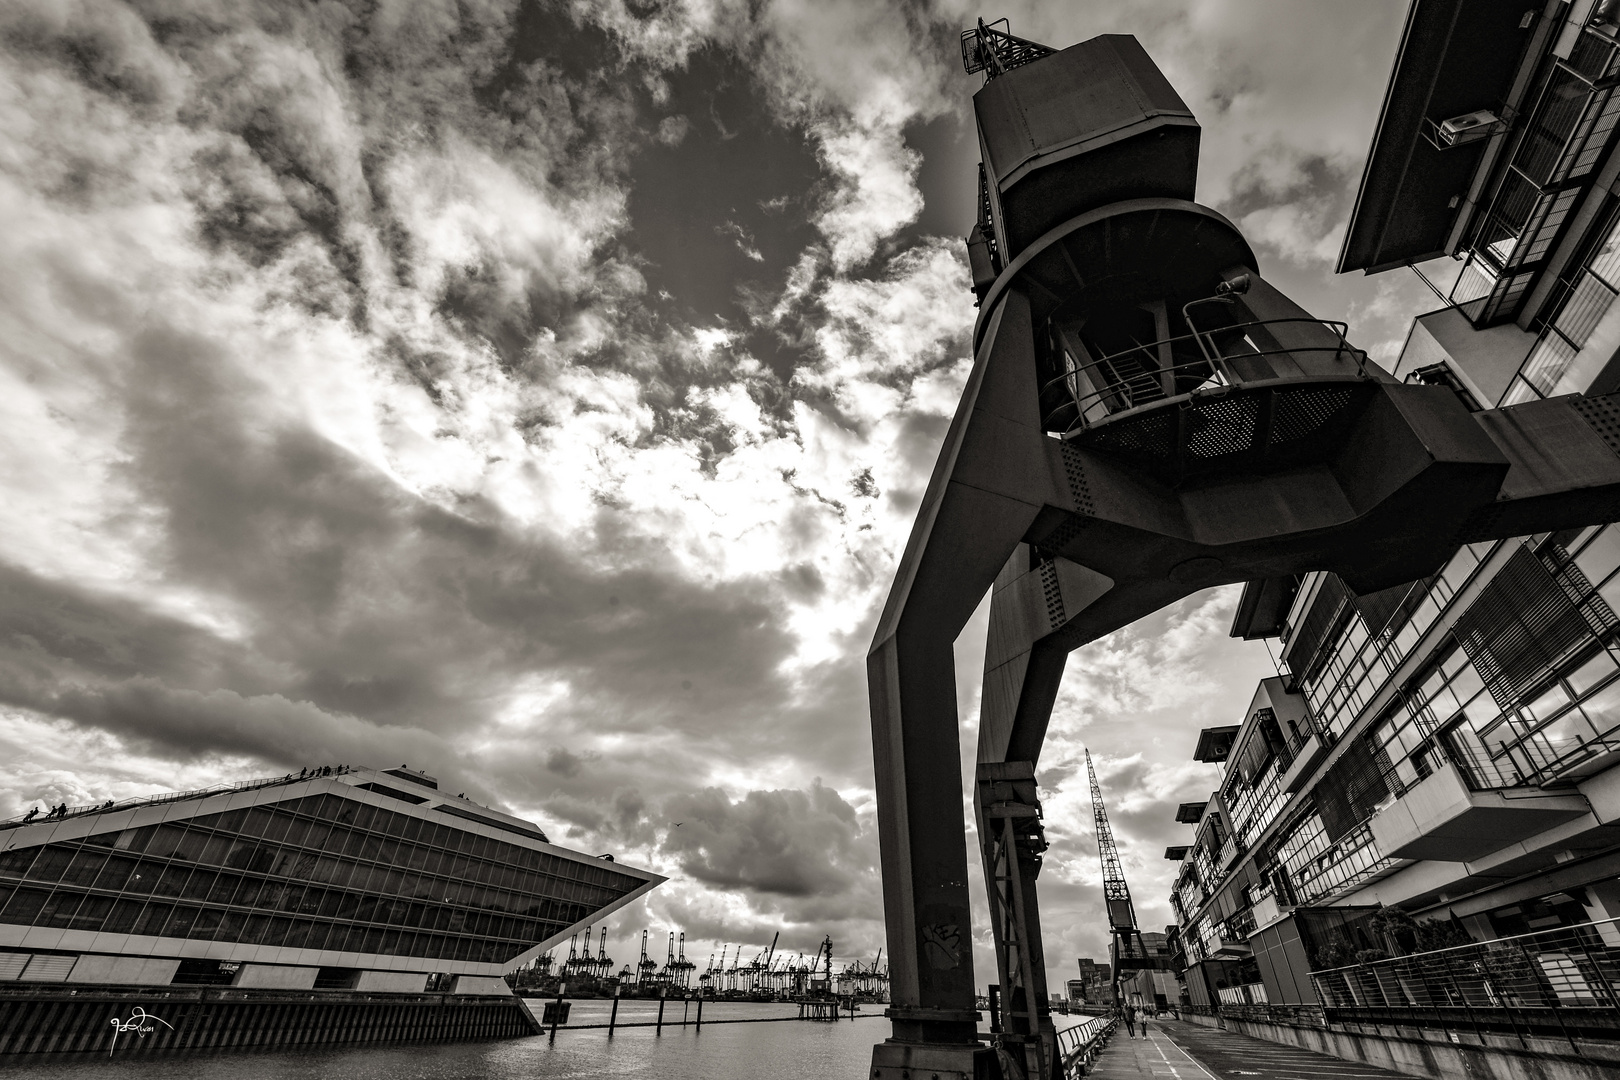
[
  {"xmin": 1082, "ymin": 1017, "xmax": 1410, "ymax": 1080},
  {"xmin": 540, "ymin": 993, "xmax": 873, "ymax": 1036}
]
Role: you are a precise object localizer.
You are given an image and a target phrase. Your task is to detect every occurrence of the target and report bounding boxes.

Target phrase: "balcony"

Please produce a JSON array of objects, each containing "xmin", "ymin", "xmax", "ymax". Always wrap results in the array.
[
  {"xmin": 1366, "ymin": 759, "xmax": 1589, "ymax": 862},
  {"xmin": 1278, "ymin": 726, "xmax": 1333, "ymax": 794},
  {"xmin": 1194, "ymin": 726, "xmax": 1239, "ymax": 763},
  {"xmin": 1247, "ymin": 886, "xmax": 1291, "ymax": 934},
  {"xmin": 1037, "ymin": 305, "xmax": 1380, "ymax": 486}
]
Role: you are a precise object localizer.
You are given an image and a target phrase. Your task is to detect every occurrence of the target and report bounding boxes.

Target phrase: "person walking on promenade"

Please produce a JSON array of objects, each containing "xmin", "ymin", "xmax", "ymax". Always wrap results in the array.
[{"xmin": 1121, "ymin": 1000, "xmax": 1136, "ymax": 1038}]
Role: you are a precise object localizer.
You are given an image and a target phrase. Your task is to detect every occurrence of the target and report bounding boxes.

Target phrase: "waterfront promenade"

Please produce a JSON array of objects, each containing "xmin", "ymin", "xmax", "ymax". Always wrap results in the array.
[{"xmin": 1089, "ymin": 1018, "xmax": 1407, "ymax": 1080}]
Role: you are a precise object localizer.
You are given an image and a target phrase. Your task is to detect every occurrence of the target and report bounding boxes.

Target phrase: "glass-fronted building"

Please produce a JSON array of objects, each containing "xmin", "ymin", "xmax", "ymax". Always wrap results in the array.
[
  {"xmin": 1169, "ymin": 0, "xmax": 1620, "ymax": 1013},
  {"xmin": 0, "ymin": 766, "xmax": 661, "ymax": 994}
]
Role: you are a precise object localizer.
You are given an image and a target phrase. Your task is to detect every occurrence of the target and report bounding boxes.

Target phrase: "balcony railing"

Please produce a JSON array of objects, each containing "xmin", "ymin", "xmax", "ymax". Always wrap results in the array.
[
  {"xmin": 1217, "ymin": 981, "xmax": 1268, "ymax": 1005},
  {"xmin": 1041, "ymin": 318, "xmax": 1367, "ymax": 436},
  {"xmin": 0, "ymin": 769, "xmax": 349, "ymax": 833},
  {"xmin": 1223, "ymin": 907, "xmax": 1258, "ymax": 944},
  {"xmin": 1311, "ymin": 916, "xmax": 1620, "ymax": 1045},
  {"xmin": 1218, "ymin": 1002, "xmax": 1325, "ymax": 1027}
]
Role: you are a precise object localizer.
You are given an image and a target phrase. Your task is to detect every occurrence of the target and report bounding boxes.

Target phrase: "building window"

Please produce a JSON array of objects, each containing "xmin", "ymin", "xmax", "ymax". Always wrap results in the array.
[
  {"xmin": 1503, "ymin": 201, "xmax": 1620, "ymax": 403},
  {"xmin": 0, "ymin": 792, "xmax": 641, "ymax": 963}
]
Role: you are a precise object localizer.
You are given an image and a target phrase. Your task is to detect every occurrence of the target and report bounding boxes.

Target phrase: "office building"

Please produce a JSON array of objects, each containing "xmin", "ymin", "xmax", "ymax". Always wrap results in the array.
[
  {"xmin": 0, "ymin": 765, "xmax": 662, "ymax": 1053},
  {"xmin": 1166, "ymin": 4, "xmax": 1620, "ymax": 1066}
]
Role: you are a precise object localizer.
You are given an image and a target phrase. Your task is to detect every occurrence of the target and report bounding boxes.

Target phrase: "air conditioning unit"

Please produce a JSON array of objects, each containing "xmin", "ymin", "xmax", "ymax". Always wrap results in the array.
[{"xmin": 1438, "ymin": 110, "xmax": 1504, "ymax": 147}]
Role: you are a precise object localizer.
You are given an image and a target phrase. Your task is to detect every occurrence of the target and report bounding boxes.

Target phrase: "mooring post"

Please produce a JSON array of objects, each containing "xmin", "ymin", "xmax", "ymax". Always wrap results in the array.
[
  {"xmin": 608, "ymin": 983, "xmax": 620, "ymax": 1036},
  {"xmin": 696, "ymin": 994, "xmax": 704, "ymax": 1032},
  {"xmin": 656, "ymin": 986, "xmax": 666, "ymax": 1035},
  {"xmin": 549, "ymin": 981, "xmax": 566, "ymax": 1043},
  {"xmin": 682, "ymin": 996, "xmax": 690, "ymax": 1026}
]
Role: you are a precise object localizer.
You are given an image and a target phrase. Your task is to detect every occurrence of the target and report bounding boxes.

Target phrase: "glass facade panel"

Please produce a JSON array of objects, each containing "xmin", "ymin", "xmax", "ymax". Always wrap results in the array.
[{"xmin": 0, "ymin": 789, "xmax": 646, "ymax": 966}]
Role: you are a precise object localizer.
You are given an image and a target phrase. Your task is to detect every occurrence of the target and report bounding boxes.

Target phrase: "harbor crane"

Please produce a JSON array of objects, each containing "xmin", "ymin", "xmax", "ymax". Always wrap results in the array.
[
  {"xmin": 1086, "ymin": 750, "xmax": 1148, "ymax": 999},
  {"xmin": 867, "ymin": 17, "xmax": 1620, "ymax": 1080}
]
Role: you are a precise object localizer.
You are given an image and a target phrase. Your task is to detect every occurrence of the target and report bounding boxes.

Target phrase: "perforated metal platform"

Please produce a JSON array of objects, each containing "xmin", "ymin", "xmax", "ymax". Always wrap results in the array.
[{"xmin": 1069, "ymin": 380, "xmax": 1371, "ymax": 483}]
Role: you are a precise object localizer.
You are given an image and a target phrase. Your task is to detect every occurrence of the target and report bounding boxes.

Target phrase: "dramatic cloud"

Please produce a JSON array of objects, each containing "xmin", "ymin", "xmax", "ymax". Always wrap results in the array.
[
  {"xmin": 0, "ymin": 0, "xmax": 1446, "ymax": 986},
  {"xmin": 662, "ymin": 782, "xmax": 870, "ymax": 900}
]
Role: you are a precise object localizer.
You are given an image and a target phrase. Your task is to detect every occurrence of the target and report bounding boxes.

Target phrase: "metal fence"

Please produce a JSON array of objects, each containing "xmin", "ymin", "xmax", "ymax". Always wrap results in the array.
[
  {"xmin": 0, "ymin": 770, "xmax": 331, "ymax": 833},
  {"xmin": 1310, "ymin": 916, "xmax": 1620, "ymax": 1045},
  {"xmin": 1216, "ymin": 1002, "xmax": 1326, "ymax": 1028},
  {"xmin": 1057, "ymin": 1014, "xmax": 1114, "ymax": 1078},
  {"xmin": 1040, "ymin": 317, "xmax": 1366, "ymax": 436}
]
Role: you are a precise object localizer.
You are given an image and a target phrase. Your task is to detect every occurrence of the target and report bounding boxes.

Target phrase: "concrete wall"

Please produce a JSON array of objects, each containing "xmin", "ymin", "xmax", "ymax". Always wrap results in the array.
[
  {"xmin": 449, "ymin": 975, "xmax": 511, "ymax": 996},
  {"xmin": 233, "ymin": 964, "xmax": 317, "ymax": 990},
  {"xmin": 1221, "ymin": 1014, "xmax": 1620, "ymax": 1080},
  {"xmin": 66, "ymin": 955, "xmax": 179, "ymax": 986},
  {"xmin": 354, "ymin": 970, "xmax": 428, "ymax": 994},
  {"xmin": 1402, "ymin": 307, "xmax": 1535, "ymax": 405},
  {"xmin": 0, "ymin": 988, "xmax": 542, "ymax": 1054},
  {"xmin": 1250, "ymin": 915, "xmax": 1317, "ymax": 1005}
]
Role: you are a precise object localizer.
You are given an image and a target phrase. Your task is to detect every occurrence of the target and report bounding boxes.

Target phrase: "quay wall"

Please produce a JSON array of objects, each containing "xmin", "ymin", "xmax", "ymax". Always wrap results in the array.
[{"xmin": 0, "ymin": 984, "xmax": 541, "ymax": 1055}]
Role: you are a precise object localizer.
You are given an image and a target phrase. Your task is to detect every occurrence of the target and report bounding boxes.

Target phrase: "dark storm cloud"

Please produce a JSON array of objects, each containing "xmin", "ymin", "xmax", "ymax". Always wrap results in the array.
[
  {"xmin": 626, "ymin": 45, "xmax": 822, "ymax": 324},
  {"xmin": 662, "ymin": 782, "xmax": 873, "ymax": 904}
]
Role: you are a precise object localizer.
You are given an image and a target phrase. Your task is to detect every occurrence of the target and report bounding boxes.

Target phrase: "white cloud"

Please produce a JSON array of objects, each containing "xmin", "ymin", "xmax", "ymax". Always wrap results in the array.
[{"xmin": 812, "ymin": 117, "xmax": 924, "ymax": 271}]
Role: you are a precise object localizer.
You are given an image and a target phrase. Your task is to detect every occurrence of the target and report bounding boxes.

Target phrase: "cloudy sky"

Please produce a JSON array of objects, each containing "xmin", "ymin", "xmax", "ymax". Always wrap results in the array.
[{"xmin": 0, "ymin": 0, "xmax": 1442, "ymax": 990}]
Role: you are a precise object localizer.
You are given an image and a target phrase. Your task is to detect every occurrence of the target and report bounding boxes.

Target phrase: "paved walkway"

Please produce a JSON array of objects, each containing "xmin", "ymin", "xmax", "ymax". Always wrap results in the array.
[{"xmin": 1087, "ymin": 1017, "xmax": 1408, "ymax": 1080}]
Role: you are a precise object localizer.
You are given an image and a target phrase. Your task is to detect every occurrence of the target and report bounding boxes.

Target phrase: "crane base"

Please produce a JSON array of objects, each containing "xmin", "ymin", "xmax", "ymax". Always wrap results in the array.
[{"xmin": 871, "ymin": 1039, "xmax": 1001, "ymax": 1080}]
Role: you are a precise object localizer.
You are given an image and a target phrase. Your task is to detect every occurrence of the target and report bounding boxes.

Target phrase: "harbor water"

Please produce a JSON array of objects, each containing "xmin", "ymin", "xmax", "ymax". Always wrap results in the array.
[{"xmin": 10, "ymin": 999, "xmax": 1096, "ymax": 1078}]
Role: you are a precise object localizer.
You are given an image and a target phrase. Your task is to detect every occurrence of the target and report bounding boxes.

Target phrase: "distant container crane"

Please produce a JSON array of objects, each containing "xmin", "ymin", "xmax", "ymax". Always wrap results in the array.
[
  {"xmin": 837, "ymin": 949, "xmax": 888, "ymax": 1001},
  {"xmin": 659, "ymin": 932, "xmax": 676, "ymax": 986},
  {"xmin": 593, "ymin": 927, "xmax": 612, "ymax": 980},
  {"xmin": 670, "ymin": 932, "xmax": 695, "ymax": 987},
  {"xmin": 636, "ymin": 930, "xmax": 657, "ymax": 985},
  {"xmin": 562, "ymin": 928, "xmax": 584, "ymax": 979}
]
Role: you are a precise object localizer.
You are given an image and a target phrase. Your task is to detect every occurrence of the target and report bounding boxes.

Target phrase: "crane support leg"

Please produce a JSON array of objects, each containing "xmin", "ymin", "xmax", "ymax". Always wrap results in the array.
[
  {"xmin": 977, "ymin": 761, "xmax": 1060, "ymax": 1080},
  {"xmin": 868, "ymin": 293, "xmax": 1064, "ymax": 1080}
]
